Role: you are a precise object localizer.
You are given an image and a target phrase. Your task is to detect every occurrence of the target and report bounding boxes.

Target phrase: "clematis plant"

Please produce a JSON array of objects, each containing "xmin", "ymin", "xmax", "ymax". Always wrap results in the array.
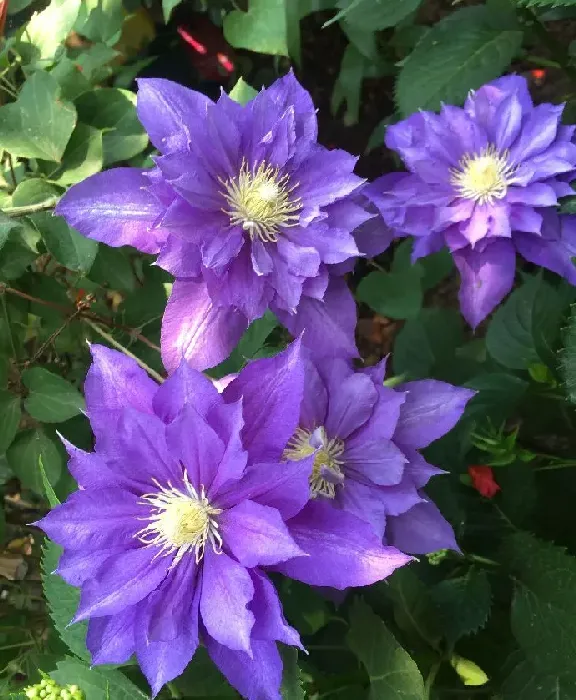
[
  {"xmin": 283, "ymin": 356, "xmax": 474, "ymax": 554},
  {"xmin": 365, "ymin": 75, "xmax": 576, "ymax": 327},
  {"xmin": 36, "ymin": 341, "xmax": 411, "ymax": 699},
  {"xmin": 55, "ymin": 72, "xmax": 390, "ymax": 371}
]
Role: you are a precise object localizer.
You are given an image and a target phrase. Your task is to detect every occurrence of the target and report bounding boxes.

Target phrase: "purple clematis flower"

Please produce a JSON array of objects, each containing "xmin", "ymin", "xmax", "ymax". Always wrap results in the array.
[
  {"xmin": 282, "ymin": 357, "xmax": 474, "ymax": 554},
  {"xmin": 36, "ymin": 342, "xmax": 410, "ymax": 699},
  {"xmin": 55, "ymin": 73, "xmax": 385, "ymax": 371},
  {"xmin": 365, "ymin": 75, "xmax": 576, "ymax": 327}
]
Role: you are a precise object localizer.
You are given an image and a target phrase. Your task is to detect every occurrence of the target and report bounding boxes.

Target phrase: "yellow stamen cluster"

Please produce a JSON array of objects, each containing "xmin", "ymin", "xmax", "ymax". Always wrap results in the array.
[
  {"xmin": 220, "ymin": 160, "xmax": 302, "ymax": 243},
  {"xmin": 450, "ymin": 144, "xmax": 516, "ymax": 205},
  {"xmin": 284, "ymin": 426, "xmax": 345, "ymax": 499},
  {"xmin": 135, "ymin": 472, "xmax": 222, "ymax": 567}
]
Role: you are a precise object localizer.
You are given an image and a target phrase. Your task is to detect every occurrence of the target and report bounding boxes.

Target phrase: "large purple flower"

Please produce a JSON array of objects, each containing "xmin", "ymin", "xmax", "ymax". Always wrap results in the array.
[
  {"xmin": 37, "ymin": 342, "xmax": 410, "ymax": 699},
  {"xmin": 365, "ymin": 75, "xmax": 576, "ymax": 327},
  {"xmin": 55, "ymin": 73, "xmax": 383, "ymax": 371},
  {"xmin": 283, "ymin": 357, "xmax": 474, "ymax": 554}
]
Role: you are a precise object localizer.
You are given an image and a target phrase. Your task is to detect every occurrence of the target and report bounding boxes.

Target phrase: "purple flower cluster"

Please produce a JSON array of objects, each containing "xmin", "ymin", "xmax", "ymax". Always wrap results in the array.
[
  {"xmin": 56, "ymin": 73, "xmax": 390, "ymax": 371},
  {"xmin": 365, "ymin": 75, "xmax": 576, "ymax": 326},
  {"xmin": 37, "ymin": 342, "xmax": 471, "ymax": 699},
  {"xmin": 43, "ymin": 69, "xmax": 575, "ymax": 699}
]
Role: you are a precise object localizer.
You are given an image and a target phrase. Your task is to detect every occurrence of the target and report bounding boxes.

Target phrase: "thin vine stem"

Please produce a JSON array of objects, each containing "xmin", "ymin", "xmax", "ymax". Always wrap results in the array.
[
  {"xmin": 2, "ymin": 197, "xmax": 60, "ymax": 216},
  {"xmin": 83, "ymin": 319, "xmax": 165, "ymax": 384}
]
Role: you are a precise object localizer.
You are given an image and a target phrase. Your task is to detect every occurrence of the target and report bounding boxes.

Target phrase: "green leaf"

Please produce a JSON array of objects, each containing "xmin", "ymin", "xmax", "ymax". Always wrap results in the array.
[
  {"xmin": 331, "ymin": 44, "xmax": 367, "ymax": 126},
  {"xmin": 0, "ymin": 212, "xmax": 21, "ymax": 253},
  {"xmin": 0, "ymin": 389, "xmax": 21, "ymax": 453},
  {"xmin": 396, "ymin": 6, "xmax": 522, "ymax": 115},
  {"xmin": 0, "ymin": 70, "xmax": 77, "ymax": 161},
  {"xmin": 503, "ymin": 532, "xmax": 576, "ymax": 680},
  {"xmin": 432, "ymin": 569, "xmax": 492, "ymax": 645},
  {"xmin": 50, "ymin": 57, "xmax": 92, "ymax": 101},
  {"xmin": 173, "ymin": 647, "xmax": 236, "ymax": 696},
  {"xmin": 42, "ymin": 541, "xmax": 89, "ymax": 661},
  {"xmin": 51, "ymin": 657, "xmax": 147, "ymax": 699},
  {"xmin": 280, "ymin": 646, "xmax": 305, "ymax": 700},
  {"xmin": 393, "ymin": 308, "xmax": 464, "ymax": 379},
  {"xmin": 75, "ymin": 0, "xmax": 125, "ymax": 46},
  {"xmin": 39, "ymin": 456, "xmax": 61, "ymax": 507},
  {"xmin": 238, "ymin": 311, "xmax": 278, "ymax": 358},
  {"xmin": 464, "ymin": 373, "xmax": 528, "ymax": 424},
  {"xmin": 23, "ymin": 368, "xmax": 85, "ymax": 423},
  {"xmin": 42, "ymin": 122, "xmax": 103, "ymax": 186},
  {"xmin": 348, "ymin": 598, "xmax": 425, "ymax": 699},
  {"xmin": 487, "ymin": 275, "xmax": 569, "ymax": 370},
  {"xmin": 229, "ymin": 77, "xmax": 258, "ymax": 105},
  {"xmin": 7, "ymin": 428, "xmax": 63, "ymax": 494},
  {"xmin": 336, "ymin": 0, "xmax": 422, "ymax": 31},
  {"xmin": 357, "ymin": 268, "xmax": 423, "ymax": 320},
  {"xmin": 163, "ymin": 0, "xmax": 184, "ymax": 22},
  {"xmin": 30, "ymin": 212, "xmax": 98, "ymax": 273},
  {"xmin": 88, "ymin": 245, "xmax": 136, "ymax": 291},
  {"xmin": 560, "ymin": 303, "xmax": 576, "ymax": 403},
  {"xmin": 75, "ymin": 88, "xmax": 148, "ymax": 166},
  {"xmin": 224, "ymin": 0, "xmax": 290, "ymax": 57},
  {"xmin": 500, "ymin": 655, "xmax": 576, "ymax": 700},
  {"xmin": 25, "ymin": 0, "xmax": 81, "ymax": 63}
]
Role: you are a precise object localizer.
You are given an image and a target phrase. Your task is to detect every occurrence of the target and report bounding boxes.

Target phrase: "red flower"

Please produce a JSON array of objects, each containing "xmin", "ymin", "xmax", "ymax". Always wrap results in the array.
[{"xmin": 468, "ymin": 465, "xmax": 500, "ymax": 499}]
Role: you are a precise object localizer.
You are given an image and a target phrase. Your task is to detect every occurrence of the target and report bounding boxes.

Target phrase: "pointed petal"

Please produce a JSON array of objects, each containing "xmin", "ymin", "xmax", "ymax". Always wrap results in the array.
[
  {"xmin": 206, "ymin": 637, "xmax": 283, "ymax": 700},
  {"xmin": 200, "ymin": 549, "xmax": 254, "ymax": 653},
  {"xmin": 161, "ymin": 279, "xmax": 247, "ymax": 372},
  {"xmin": 277, "ymin": 500, "xmax": 412, "ymax": 588},
  {"xmin": 325, "ymin": 373, "xmax": 377, "ymax": 439},
  {"xmin": 250, "ymin": 570, "xmax": 302, "ymax": 647},
  {"xmin": 387, "ymin": 500, "xmax": 460, "ymax": 554},
  {"xmin": 55, "ymin": 169, "xmax": 168, "ymax": 254},
  {"xmin": 221, "ymin": 500, "xmax": 305, "ymax": 568},
  {"xmin": 75, "ymin": 547, "xmax": 172, "ymax": 620},
  {"xmin": 152, "ymin": 359, "xmax": 220, "ymax": 424},
  {"xmin": 136, "ymin": 78, "xmax": 212, "ymax": 153},
  {"xmin": 394, "ymin": 380, "xmax": 474, "ymax": 449},
  {"xmin": 453, "ymin": 240, "xmax": 516, "ymax": 329},
  {"xmin": 223, "ymin": 340, "xmax": 304, "ymax": 463},
  {"xmin": 87, "ymin": 607, "xmax": 136, "ymax": 665}
]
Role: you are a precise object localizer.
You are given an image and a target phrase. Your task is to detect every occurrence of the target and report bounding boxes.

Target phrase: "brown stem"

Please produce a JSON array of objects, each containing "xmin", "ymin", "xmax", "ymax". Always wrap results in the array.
[{"xmin": 0, "ymin": 284, "xmax": 161, "ymax": 353}]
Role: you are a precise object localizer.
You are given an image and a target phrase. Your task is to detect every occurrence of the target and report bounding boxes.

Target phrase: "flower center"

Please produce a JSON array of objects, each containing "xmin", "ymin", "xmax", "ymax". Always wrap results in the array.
[
  {"xmin": 283, "ymin": 426, "xmax": 345, "ymax": 499},
  {"xmin": 220, "ymin": 160, "xmax": 302, "ymax": 243},
  {"xmin": 450, "ymin": 145, "xmax": 515, "ymax": 205},
  {"xmin": 135, "ymin": 473, "xmax": 222, "ymax": 567}
]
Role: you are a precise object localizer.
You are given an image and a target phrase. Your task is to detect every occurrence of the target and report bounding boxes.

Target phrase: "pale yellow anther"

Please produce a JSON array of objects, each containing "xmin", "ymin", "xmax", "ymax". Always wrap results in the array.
[
  {"xmin": 220, "ymin": 160, "xmax": 302, "ymax": 243},
  {"xmin": 284, "ymin": 426, "xmax": 345, "ymax": 499},
  {"xmin": 450, "ymin": 144, "xmax": 516, "ymax": 205}
]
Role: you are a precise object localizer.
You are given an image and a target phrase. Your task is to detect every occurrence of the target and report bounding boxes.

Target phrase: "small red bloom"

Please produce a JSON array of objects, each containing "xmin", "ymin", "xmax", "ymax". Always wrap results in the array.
[{"xmin": 468, "ymin": 465, "xmax": 500, "ymax": 498}]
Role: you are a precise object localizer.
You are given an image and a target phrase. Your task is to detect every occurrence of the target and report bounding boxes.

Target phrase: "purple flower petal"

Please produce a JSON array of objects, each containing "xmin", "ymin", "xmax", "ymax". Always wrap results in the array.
[
  {"xmin": 275, "ymin": 276, "xmax": 359, "ymax": 360},
  {"xmin": 215, "ymin": 457, "xmax": 313, "ymax": 520},
  {"xmin": 221, "ymin": 500, "xmax": 305, "ymax": 568},
  {"xmin": 56, "ymin": 546, "xmax": 130, "ymax": 587},
  {"xmin": 223, "ymin": 339, "xmax": 304, "ymax": 463},
  {"xmin": 161, "ymin": 278, "xmax": 247, "ymax": 372},
  {"xmin": 55, "ymin": 169, "xmax": 169, "ymax": 254},
  {"xmin": 344, "ymin": 439, "xmax": 407, "ymax": 487},
  {"xmin": 75, "ymin": 547, "xmax": 172, "ymax": 621},
  {"xmin": 87, "ymin": 607, "xmax": 136, "ymax": 666},
  {"xmin": 206, "ymin": 637, "xmax": 283, "ymax": 700},
  {"xmin": 200, "ymin": 548, "xmax": 254, "ymax": 653},
  {"xmin": 337, "ymin": 480, "xmax": 388, "ymax": 538},
  {"xmin": 152, "ymin": 359, "xmax": 220, "ymax": 424},
  {"xmin": 387, "ymin": 500, "xmax": 460, "ymax": 554},
  {"xmin": 394, "ymin": 380, "xmax": 474, "ymax": 450},
  {"xmin": 165, "ymin": 403, "xmax": 225, "ymax": 491},
  {"xmin": 38, "ymin": 489, "xmax": 140, "ymax": 551},
  {"xmin": 277, "ymin": 500, "xmax": 412, "ymax": 589},
  {"xmin": 453, "ymin": 239, "xmax": 516, "ymax": 329},
  {"xmin": 136, "ymin": 78, "xmax": 212, "ymax": 153},
  {"xmin": 249, "ymin": 570, "xmax": 302, "ymax": 647},
  {"xmin": 325, "ymin": 372, "xmax": 378, "ymax": 439},
  {"xmin": 515, "ymin": 212, "xmax": 576, "ymax": 285}
]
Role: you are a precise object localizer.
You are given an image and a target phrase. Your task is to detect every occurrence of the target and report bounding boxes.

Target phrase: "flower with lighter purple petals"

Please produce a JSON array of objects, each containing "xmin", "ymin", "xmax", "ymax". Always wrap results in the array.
[
  {"xmin": 283, "ymin": 357, "xmax": 474, "ymax": 554},
  {"xmin": 36, "ymin": 341, "xmax": 410, "ymax": 699},
  {"xmin": 365, "ymin": 75, "xmax": 576, "ymax": 327},
  {"xmin": 55, "ymin": 73, "xmax": 386, "ymax": 371}
]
